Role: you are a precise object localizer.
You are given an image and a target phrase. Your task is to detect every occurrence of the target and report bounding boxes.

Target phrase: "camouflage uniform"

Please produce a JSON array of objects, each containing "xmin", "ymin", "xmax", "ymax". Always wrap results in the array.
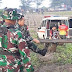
[
  {"xmin": 0, "ymin": 8, "xmax": 34, "ymax": 72},
  {"xmin": 15, "ymin": 21, "xmax": 47, "ymax": 56}
]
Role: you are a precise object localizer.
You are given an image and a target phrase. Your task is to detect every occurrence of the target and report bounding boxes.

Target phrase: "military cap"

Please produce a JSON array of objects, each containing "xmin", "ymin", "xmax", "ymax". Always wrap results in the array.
[{"xmin": 2, "ymin": 8, "xmax": 19, "ymax": 20}]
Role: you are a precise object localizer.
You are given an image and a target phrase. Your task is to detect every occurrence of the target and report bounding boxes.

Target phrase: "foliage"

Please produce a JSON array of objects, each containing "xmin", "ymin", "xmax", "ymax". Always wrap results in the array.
[
  {"xmin": 30, "ymin": 52, "xmax": 41, "ymax": 67},
  {"xmin": 51, "ymin": 0, "xmax": 62, "ymax": 8},
  {"xmin": 20, "ymin": 0, "xmax": 44, "ymax": 10},
  {"xmin": 20, "ymin": 0, "xmax": 30, "ymax": 10},
  {"xmin": 51, "ymin": 0, "xmax": 72, "ymax": 8},
  {"xmin": 29, "ymin": 29, "xmax": 37, "ymax": 38},
  {"xmin": 54, "ymin": 43, "xmax": 72, "ymax": 65}
]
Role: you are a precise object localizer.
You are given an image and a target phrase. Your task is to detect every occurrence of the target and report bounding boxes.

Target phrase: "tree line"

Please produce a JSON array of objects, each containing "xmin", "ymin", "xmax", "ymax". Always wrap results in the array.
[{"xmin": 51, "ymin": 0, "xmax": 72, "ymax": 8}]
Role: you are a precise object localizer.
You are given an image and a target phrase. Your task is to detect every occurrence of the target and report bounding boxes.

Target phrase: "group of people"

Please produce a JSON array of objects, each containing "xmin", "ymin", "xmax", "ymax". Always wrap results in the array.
[
  {"xmin": 0, "ymin": 8, "xmax": 47, "ymax": 72},
  {"xmin": 50, "ymin": 20, "xmax": 68, "ymax": 40},
  {"xmin": 0, "ymin": 7, "xmax": 68, "ymax": 72}
]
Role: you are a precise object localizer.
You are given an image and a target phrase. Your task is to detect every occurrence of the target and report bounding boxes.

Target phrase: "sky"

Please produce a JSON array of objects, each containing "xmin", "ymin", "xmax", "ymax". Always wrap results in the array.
[
  {"xmin": 0, "ymin": 0, "xmax": 51, "ymax": 9},
  {"xmin": 0, "ymin": 0, "xmax": 21, "ymax": 9}
]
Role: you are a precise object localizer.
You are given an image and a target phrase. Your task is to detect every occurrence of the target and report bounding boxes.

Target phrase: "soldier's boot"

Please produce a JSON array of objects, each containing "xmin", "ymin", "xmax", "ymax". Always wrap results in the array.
[{"xmin": 37, "ymin": 48, "xmax": 47, "ymax": 56}]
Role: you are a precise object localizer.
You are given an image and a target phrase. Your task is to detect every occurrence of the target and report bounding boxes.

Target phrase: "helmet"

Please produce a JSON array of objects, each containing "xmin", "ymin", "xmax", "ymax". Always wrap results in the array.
[{"xmin": 2, "ymin": 8, "xmax": 19, "ymax": 20}]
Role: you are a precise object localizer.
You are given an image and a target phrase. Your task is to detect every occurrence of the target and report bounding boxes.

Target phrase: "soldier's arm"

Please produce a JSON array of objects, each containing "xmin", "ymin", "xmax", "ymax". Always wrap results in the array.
[{"xmin": 11, "ymin": 31, "xmax": 34, "ymax": 72}]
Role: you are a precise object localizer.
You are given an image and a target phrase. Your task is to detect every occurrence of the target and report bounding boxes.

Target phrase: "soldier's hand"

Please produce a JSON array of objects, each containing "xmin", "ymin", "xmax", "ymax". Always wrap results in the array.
[{"xmin": 33, "ymin": 39, "xmax": 40, "ymax": 44}]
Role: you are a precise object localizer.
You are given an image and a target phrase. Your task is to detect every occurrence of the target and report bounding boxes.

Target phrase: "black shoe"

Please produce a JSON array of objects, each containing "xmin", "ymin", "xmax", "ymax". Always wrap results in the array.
[{"xmin": 38, "ymin": 49, "xmax": 47, "ymax": 56}]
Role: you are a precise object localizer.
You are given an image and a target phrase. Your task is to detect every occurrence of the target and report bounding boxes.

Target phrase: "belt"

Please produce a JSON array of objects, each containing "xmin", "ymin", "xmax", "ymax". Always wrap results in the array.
[{"xmin": 0, "ymin": 50, "xmax": 20, "ymax": 56}]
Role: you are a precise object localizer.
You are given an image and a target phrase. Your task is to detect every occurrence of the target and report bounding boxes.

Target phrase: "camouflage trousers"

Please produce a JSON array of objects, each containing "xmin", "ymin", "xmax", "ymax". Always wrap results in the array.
[{"xmin": 0, "ymin": 55, "xmax": 24, "ymax": 72}]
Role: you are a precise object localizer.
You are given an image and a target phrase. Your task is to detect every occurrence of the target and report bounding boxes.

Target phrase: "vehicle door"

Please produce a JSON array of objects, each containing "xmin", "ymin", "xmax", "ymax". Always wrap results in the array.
[
  {"xmin": 37, "ymin": 20, "xmax": 47, "ymax": 39},
  {"xmin": 68, "ymin": 19, "xmax": 72, "ymax": 38},
  {"xmin": 45, "ymin": 20, "xmax": 50, "ymax": 39}
]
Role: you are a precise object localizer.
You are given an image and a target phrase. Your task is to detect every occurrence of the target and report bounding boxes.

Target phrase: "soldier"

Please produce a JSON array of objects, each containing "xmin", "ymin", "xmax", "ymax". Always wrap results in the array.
[
  {"xmin": 0, "ymin": 8, "xmax": 34, "ymax": 72},
  {"xmin": 15, "ymin": 14, "xmax": 47, "ymax": 56}
]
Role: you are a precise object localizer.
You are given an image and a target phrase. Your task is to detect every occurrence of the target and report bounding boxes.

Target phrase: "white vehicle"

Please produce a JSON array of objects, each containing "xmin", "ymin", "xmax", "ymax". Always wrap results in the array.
[{"xmin": 37, "ymin": 16, "xmax": 72, "ymax": 39}]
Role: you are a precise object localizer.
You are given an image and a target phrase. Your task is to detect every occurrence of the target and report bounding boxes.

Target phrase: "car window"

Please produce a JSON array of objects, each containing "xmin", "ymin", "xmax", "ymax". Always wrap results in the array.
[
  {"xmin": 69, "ymin": 19, "xmax": 72, "ymax": 28},
  {"xmin": 50, "ymin": 20, "xmax": 61, "ymax": 29}
]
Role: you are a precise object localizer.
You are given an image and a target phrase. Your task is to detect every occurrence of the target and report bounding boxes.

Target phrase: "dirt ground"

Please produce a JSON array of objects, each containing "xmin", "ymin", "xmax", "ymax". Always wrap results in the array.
[
  {"xmin": 25, "ymin": 12, "xmax": 72, "ymax": 72},
  {"xmin": 35, "ymin": 63, "xmax": 72, "ymax": 72},
  {"xmin": 34, "ymin": 53, "xmax": 72, "ymax": 72}
]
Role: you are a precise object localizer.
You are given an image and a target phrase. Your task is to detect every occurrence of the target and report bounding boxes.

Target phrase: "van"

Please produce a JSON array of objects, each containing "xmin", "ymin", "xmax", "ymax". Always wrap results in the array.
[{"xmin": 37, "ymin": 16, "xmax": 72, "ymax": 39}]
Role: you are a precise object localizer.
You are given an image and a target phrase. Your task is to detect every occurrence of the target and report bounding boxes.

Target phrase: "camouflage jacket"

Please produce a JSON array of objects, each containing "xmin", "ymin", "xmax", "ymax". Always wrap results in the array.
[
  {"xmin": 15, "ymin": 24, "xmax": 33, "ymax": 41},
  {"xmin": 0, "ymin": 23, "xmax": 34, "ymax": 72}
]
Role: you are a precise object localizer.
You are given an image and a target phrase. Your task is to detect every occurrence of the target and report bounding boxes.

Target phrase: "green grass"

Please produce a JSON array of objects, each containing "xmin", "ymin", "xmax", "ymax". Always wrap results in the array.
[
  {"xmin": 53, "ymin": 43, "xmax": 72, "ymax": 65},
  {"xmin": 29, "ymin": 29, "xmax": 37, "ymax": 38},
  {"xmin": 30, "ymin": 52, "xmax": 41, "ymax": 67}
]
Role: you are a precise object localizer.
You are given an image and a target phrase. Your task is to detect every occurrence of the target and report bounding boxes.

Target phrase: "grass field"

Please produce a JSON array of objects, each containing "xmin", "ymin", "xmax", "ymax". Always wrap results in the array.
[{"xmin": 44, "ymin": 11, "xmax": 72, "ymax": 16}]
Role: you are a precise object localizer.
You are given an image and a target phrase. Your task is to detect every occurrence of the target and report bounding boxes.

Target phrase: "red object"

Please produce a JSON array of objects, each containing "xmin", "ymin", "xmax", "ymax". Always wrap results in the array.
[
  {"xmin": 27, "ymin": 26, "xmax": 28, "ymax": 30},
  {"xmin": 59, "ymin": 24, "xmax": 68, "ymax": 36},
  {"xmin": 50, "ymin": 30, "xmax": 53, "ymax": 37},
  {"xmin": 59, "ymin": 24, "xmax": 68, "ymax": 31},
  {"xmin": 44, "ymin": 16, "xmax": 51, "ymax": 18}
]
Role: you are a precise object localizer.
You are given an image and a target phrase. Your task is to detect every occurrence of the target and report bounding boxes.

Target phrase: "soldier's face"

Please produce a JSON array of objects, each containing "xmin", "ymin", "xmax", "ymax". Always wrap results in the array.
[{"xmin": 18, "ymin": 17, "xmax": 25, "ymax": 26}]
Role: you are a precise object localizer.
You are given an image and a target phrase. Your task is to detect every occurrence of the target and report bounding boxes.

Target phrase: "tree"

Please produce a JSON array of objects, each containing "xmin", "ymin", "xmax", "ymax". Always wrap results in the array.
[
  {"xmin": 20, "ymin": 0, "xmax": 44, "ymax": 10},
  {"xmin": 35, "ymin": 0, "xmax": 44, "ymax": 8},
  {"xmin": 51, "ymin": 0, "xmax": 72, "ymax": 8},
  {"xmin": 51, "ymin": 0, "xmax": 63, "ymax": 8},
  {"xmin": 20, "ymin": 0, "xmax": 30, "ymax": 10}
]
